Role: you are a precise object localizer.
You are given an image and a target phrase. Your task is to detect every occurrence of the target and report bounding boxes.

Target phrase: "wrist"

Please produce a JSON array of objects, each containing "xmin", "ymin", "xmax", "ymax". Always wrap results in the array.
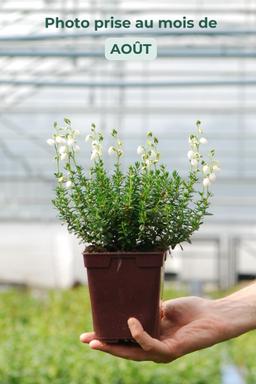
[{"xmin": 213, "ymin": 292, "xmax": 256, "ymax": 339}]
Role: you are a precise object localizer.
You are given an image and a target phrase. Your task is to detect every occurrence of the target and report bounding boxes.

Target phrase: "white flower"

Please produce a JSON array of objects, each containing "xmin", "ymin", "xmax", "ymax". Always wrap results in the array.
[
  {"xmin": 55, "ymin": 136, "xmax": 62, "ymax": 143},
  {"xmin": 118, "ymin": 149, "xmax": 124, "ymax": 157},
  {"xmin": 60, "ymin": 153, "xmax": 67, "ymax": 161},
  {"xmin": 213, "ymin": 165, "xmax": 220, "ymax": 172},
  {"xmin": 59, "ymin": 145, "xmax": 67, "ymax": 154},
  {"xmin": 203, "ymin": 177, "xmax": 211, "ymax": 187},
  {"xmin": 145, "ymin": 159, "xmax": 151, "ymax": 167},
  {"xmin": 202, "ymin": 165, "xmax": 209, "ymax": 174},
  {"xmin": 108, "ymin": 146, "xmax": 115, "ymax": 156},
  {"xmin": 199, "ymin": 137, "xmax": 208, "ymax": 144},
  {"xmin": 191, "ymin": 159, "xmax": 198, "ymax": 167},
  {"xmin": 55, "ymin": 136, "xmax": 66, "ymax": 144},
  {"xmin": 90, "ymin": 150, "xmax": 99, "ymax": 161},
  {"xmin": 46, "ymin": 138, "xmax": 55, "ymax": 146},
  {"xmin": 209, "ymin": 173, "xmax": 216, "ymax": 182},
  {"xmin": 85, "ymin": 134, "xmax": 91, "ymax": 142},
  {"xmin": 67, "ymin": 138, "xmax": 75, "ymax": 146},
  {"xmin": 58, "ymin": 176, "xmax": 64, "ymax": 183},
  {"xmin": 91, "ymin": 140, "xmax": 98, "ymax": 148},
  {"xmin": 150, "ymin": 150, "xmax": 157, "ymax": 158},
  {"xmin": 73, "ymin": 145, "xmax": 80, "ymax": 152},
  {"xmin": 189, "ymin": 136, "xmax": 198, "ymax": 147},
  {"xmin": 65, "ymin": 180, "xmax": 72, "ymax": 189},
  {"xmin": 137, "ymin": 146, "xmax": 145, "ymax": 155},
  {"xmin": 187, "ymin": 150, "xmax": 194, "ymax": 160}
]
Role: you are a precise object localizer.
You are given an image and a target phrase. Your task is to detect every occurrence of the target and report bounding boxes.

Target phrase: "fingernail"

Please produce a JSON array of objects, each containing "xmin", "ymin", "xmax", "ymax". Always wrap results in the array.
[
  {"xmin": 80, "ymin": 333, "xmax": 87, "ymax": 341},
  {"xmin": 89, "ymin": 340, "xmax": 101, "ymax": 349},
  {"xmin": 128, "ymin": 317, "xmax": 136, "ymax": 326}
]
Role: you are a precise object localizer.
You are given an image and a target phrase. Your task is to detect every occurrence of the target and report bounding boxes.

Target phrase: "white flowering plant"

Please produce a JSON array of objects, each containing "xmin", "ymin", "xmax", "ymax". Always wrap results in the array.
[{"xmin": 47, "ymin": 119, "xmax": 219, "ymax": 252}]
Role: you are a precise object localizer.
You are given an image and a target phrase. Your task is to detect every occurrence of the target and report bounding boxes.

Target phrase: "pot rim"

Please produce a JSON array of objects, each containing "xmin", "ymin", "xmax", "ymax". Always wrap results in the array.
[{"xmin": 83, "ymin": 250, "xmax": 168, "ymax": 256}]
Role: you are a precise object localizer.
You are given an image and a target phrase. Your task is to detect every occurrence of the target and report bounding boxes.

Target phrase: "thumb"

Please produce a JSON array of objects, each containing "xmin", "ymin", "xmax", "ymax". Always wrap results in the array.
[{"xmin": 128, "ymin": 318, "xmax": 166, "ymax": 353}]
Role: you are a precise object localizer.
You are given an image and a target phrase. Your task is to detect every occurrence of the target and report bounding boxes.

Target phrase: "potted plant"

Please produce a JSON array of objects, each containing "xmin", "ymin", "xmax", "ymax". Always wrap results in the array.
[{"xmin": 47, "ymin": 119, "xmax": 219, "ymax": 343}]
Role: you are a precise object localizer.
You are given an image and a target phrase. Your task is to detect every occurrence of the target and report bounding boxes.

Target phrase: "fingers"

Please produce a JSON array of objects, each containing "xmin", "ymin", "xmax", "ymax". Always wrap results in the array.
[
  {"xmin": 88, "ymin": 340, "xmax": 150, "ymax": 361},
  {"xmin": 79, "ymin": 331, "xmax": 147, "ymax": 361},
  {"xmin": 79, "ymin": 332, "xmax": 147, "ymax": 361},
  {"xmin": 80, "ymin": 332, "xmax": 96, "ymax": 343},
  {"xmin": 80, "ymin": 318, "xmax": 173, "ymax": 363},
  {"xmin": 79, "ymin": 319, "xmax": 161, "ymax": 353}
]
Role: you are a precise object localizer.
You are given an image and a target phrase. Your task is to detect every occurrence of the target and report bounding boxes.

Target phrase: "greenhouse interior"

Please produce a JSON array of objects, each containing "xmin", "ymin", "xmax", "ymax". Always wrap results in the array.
[{"xmin": 0, "ymin": 1, "xmax": 256, "ymax": 383}]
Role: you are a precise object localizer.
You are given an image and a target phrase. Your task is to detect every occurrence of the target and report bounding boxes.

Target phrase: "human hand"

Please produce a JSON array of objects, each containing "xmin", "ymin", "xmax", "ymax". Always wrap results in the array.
[{"xmin": 81, "ymin": 295, "xmax": 252, "ymax": 363}]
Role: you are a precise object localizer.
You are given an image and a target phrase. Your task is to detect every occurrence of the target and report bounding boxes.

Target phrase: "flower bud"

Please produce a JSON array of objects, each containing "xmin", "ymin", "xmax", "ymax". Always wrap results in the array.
[
  {"xmin": 55, "ymin": 136, "xmax": 65, "ymax": 144},
  {"xmin": 209, "ymin": 173, "xmax": 216, "ymax": 182},
  {"xmin": 46, "ymin": 138, "xmax": 55, "ymax": 146},
  {"xmin": 187, "ymin": 150, "xmax": 194, "ymax": 160},
  {"xmin": 202, "ymin": 165, "xmax": 209, "ymax": 174},
  {"xmin": 59, "ymin": 146, "xmax": 67, "ymax": 154},
  {"xmin": 90, "ymin": 150, "xmax": 98, "ymax": 161},
  {"xmin": 60, "ymin": 153, "xmax": 67, "ymax": 161},
  {"xmin": 91, "ymin": 140, "xmax": 98, "ymax": 148},
  {"xmin": 65, "ymin": 180, "xmax": 72, "ymax": 189},
  {"xmin": 67, "ymin": 138, "xmax": 75, "ymax": 146},
  {"xmin": 137, "ymin": 146, "xmax": 145, "ymax": 155},
  {"xmin": 108, "ymin": 146, "xmax": 115, "ymax": 156},
  {"xmin": 199, "ymin": 137, "xmax": 208, "ymax": 144},
  {"xmin": 213, "ymin": 165, "xmax": 220, "ymax": 172},
  {"xmin": 203, "ymin": 177, "xmax": 211, "ymax": 187},
  {"xmin": 191, "ymin": 159, "xmax": 198, "ymax": 167}
]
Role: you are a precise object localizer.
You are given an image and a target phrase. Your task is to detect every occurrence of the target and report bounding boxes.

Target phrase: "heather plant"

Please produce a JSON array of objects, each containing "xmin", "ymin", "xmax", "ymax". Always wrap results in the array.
[{"xmin": 47, "ymin": 119, "xmax": 219, "ymax": 252}]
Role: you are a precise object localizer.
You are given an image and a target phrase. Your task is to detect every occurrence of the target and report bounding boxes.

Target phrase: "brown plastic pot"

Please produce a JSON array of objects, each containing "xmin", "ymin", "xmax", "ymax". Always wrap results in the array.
[{"xmin": 83, "ymin": 251, "xmax": 166, "ymax": 343}]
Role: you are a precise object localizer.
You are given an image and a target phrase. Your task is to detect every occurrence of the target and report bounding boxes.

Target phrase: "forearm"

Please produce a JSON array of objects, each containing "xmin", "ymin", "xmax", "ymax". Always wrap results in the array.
[{"xmin": 214, "ymin": 281, "xmax": 256, "ymax": 339}]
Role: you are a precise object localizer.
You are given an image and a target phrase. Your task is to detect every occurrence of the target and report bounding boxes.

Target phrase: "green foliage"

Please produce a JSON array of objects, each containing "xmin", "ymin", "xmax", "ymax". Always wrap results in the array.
[
  {"xmin": 51, "ymin": 121, "xmax": 213, "ymax": 252},
  {"xmin": 227, "ymin": 332, "xmax": 256, "ymax": 384},
  {"xmin": 1, "ymin": 286, "xmax": 255, "ymax": 383},
  {"xmin": 53, "ymin": 161, "xmax": 211, "ymax": 251},
  {"xmin": 0, "ymin": 286, "xmax": 222, "ymax": 384}
]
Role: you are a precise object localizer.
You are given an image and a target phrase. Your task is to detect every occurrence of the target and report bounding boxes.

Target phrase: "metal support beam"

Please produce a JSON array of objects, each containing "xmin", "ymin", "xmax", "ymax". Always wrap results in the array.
[
  {"xmin": 0, "ymin": 29, "xmax": 256, "ymax": 41},
  {"xmin": 0, "ymin": 8, "xmax": 255, "ymax": 14},
  {"xmin": 1, "ymin": 106, "xmax": 256, "ymax": 115},
  {"xmin": 1, "ymin": 79, "xmax": 256, "ymax": 88}
]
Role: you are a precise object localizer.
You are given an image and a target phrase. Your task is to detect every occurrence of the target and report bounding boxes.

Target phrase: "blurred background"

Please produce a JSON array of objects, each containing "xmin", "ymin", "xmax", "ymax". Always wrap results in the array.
[
  {"xmin": 1, "ymin": 0, "xmax": 256, "ymax": 290},
  {"xmin": 0, "ymin": 1, "xmax": 256, "ymax": 383}
]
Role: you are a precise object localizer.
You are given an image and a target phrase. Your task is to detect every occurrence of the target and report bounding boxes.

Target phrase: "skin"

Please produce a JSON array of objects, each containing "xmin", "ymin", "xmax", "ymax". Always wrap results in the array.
[{"xmin": 80, "ymin": 282, "xmax": 256, "ymax": 363}]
